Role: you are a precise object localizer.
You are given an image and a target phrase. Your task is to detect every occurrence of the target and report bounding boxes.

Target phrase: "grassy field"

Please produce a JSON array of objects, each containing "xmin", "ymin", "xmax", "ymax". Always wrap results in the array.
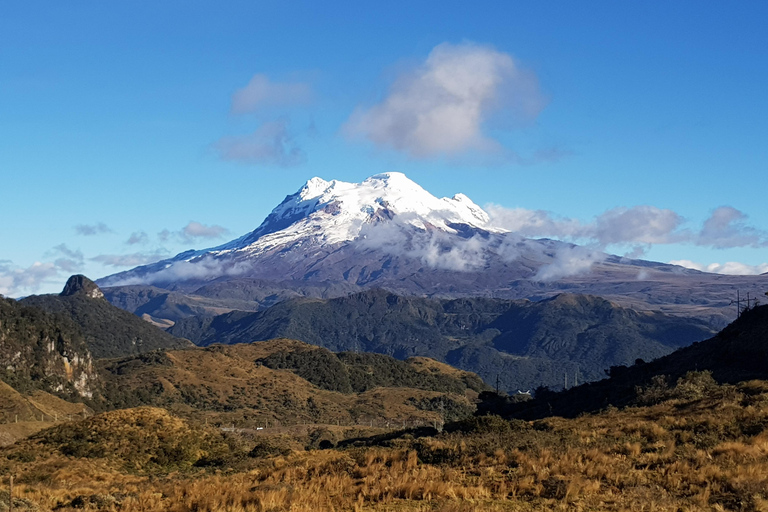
[{"xmin": 1, "ymin": 372, "xmax": 767, "ymax": 511}]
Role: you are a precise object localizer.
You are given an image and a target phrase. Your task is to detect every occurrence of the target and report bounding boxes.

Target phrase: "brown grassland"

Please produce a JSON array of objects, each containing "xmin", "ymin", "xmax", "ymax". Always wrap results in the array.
[{"xmin": 1, "ymin": 371, "xmax": 768, "ymax": 511}]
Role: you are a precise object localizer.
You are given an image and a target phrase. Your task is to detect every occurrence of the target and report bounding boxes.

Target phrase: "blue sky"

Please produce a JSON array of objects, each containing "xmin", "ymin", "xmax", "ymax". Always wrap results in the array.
[{"xmin": 1, "ymin": 1, "xmax": 767, "ymax": 296}]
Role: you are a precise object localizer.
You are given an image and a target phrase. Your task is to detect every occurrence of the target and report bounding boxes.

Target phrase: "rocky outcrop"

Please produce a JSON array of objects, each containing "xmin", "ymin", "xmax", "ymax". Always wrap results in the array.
[
  {"xmin": 60, "ymin": 274, "xmax": 105, "ymax": 299},
  {"xmin": 0, "ymin": 297, "xmax": 99, "ymax": 398}
]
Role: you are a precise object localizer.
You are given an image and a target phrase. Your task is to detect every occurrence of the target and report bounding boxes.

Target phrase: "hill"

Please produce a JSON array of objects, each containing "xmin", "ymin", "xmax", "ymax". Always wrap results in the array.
[
  {"xmin": 168, "ymin": 290, "xmax": 715, "ymax": 392},
  {"xmin": 95, "ymin": 339, "xmax": 489, "ymax": 428},
  {"xmin": 488, "ymin": 303, "xmax": 768, "ymax": 420},
  {"xmin": 21, "ymin": 275, "xmax": 193, "ymax": 358},
  {"xmin": 3, "ymin": 371, "xmax": 768, "ymax": 511},
  {"xmin": 0, "ymin": 296, "xmax": 98, "ymax": 399}
]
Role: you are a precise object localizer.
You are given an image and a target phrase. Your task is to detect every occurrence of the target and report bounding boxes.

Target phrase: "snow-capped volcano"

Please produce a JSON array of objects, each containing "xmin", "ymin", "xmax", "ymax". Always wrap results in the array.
[
  {"xmin": 98, "ymin": 172, "xmax": 768, "ymax": 328},
  {"xmin": 215, "ymin": 172, "xmax": 498, "ymax": 256}
]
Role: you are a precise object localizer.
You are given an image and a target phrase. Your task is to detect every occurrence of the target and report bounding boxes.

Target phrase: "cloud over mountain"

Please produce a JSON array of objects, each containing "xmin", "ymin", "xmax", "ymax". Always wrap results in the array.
[
  {"xmin": 696, "ymin": 206, "xmax": 768, "ymax": 249},
  {"xmin": 344, "ymin": 42, "xmax": 545, "ymax": 158}
]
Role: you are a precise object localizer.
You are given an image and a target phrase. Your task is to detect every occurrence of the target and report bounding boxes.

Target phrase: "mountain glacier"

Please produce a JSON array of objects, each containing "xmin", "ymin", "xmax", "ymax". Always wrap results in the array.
[{"xmin": 98, "ymin": 172, "xmax": 768, "ymax": 326}]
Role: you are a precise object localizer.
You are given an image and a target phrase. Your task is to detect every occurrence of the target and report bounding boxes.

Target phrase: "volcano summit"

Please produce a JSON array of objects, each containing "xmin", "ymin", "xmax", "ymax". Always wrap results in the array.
[{"xmin": 99, "ymin": 173, "xmax": 768, "ymax": 327}]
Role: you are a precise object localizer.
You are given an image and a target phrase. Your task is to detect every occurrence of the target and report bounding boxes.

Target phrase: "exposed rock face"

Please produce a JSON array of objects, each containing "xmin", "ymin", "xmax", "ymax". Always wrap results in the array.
[
  {"xmin": 0, "ymin": 297, "xmax": 99, "ymax": 398},
  {"xmin": 61, "ymin": 275, "xmax": 105, "ymax": 300}
]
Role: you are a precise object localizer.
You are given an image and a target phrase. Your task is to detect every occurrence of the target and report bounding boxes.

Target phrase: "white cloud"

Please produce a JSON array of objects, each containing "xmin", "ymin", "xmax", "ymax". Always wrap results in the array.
[
  {"xmin": 182, "ymin": 221, "xmax": 229, "ymax": 241},
  {"xmin": 534, "ymin": 245, "xmax": 605, "ymax": 281},
  {"xmin": 485, "ymin": 204, "xmax": 585, "ymax": 238},
  {"xmin": 0, "ymin": 261, "xmax": 59, "ymax": 297},
  {"xmin": 90, "ymin": 250, "xmax": 169, "ymax": 268},
  {"xmin": 592, "ymin": 206, "xmax": 686, "ymax": 245},
  {"xmin": 215, "ymin": 120, "xmax": 305, "ymax": 166},
  {"xmin": 357, "ymin": 218, "xmax": 487, "ymax": 271},
  {"xmin": 231, "ymin": 74, "xmax": 312, "ymax": 114},
  {"xmin": 486, "ymin": 204, "xmax": 686, "ymax": 248},
  {"xmin": 696, "ymin": 206, "xmax": 768, "ymax": 249},
  {"xmin": 101, "ymin": 255, "xmax": 252, "ymax": 287},
  {"xmin": 74, "ymin": 222, "xmax": 112, "ymax": 236},
  {"xmin": 344, "ymin": 41, "xmax": 545, "ymax": 158},
  {"xmin": 0, "ymin": 244, "xmax": 90, "ymax": 296},
  {"xmin": 669, "ymin": 259, "xmax": 768, "ymax": 276}
]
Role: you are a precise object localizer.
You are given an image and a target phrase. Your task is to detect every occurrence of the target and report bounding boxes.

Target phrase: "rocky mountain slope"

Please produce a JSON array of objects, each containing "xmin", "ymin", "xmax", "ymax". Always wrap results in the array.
[
  {"xmin": 167, "ymin": 290, "xmax": 716, "ymax": 392},
  {"xmin": 0, "ymin": 296, "xmax": 98, "ymax": 399},
  {"xmin": 97, "ymin": 173, "xmax": 768, "ymax": 328},
  {"xmin": 21, "ymin": 275, "xmax": 192, "ymax": 358}
]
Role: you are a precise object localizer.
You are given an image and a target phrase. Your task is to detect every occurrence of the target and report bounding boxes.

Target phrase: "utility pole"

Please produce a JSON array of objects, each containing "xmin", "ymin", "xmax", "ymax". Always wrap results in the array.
[{"xmin": 495, "ymin": 374, "xmax": 500, "ymax": 395}]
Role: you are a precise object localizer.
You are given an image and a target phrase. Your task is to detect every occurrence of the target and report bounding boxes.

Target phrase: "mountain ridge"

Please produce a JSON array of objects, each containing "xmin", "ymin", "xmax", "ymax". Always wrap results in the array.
[
  {"xmin": 96, "ymin": 173, "xmax": 768, "ymax": 327},
  {"xmin": 167, "ymin": 289, "xmax": 716, "ymax": 392}
]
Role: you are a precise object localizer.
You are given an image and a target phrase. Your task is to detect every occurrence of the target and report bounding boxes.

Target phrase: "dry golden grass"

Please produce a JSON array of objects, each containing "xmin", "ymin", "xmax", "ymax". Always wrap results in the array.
[
  {"xmin": 2, "ymin": 376, "xmax": 768, "ymax": 511},
  {"xmin": 101, "ymin": 340, "xmax": 472, "ymax": 430}
]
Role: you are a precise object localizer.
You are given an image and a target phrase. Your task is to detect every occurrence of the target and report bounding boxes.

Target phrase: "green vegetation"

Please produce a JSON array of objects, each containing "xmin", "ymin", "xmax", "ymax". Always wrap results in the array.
[
  {"xmin": 21, "ymin": 290, "xmax": 191, "ymax": 359},
  {"xmin": 0, "ymin": 297, "xmax": 96, "ymax": 401},
  {"xmin": 258, "ymin": 347, "xmax": 489, "ymax": 395},
  {"xmin": 169, "ymin": 289, "xmax": 715, "ymax": 392}
]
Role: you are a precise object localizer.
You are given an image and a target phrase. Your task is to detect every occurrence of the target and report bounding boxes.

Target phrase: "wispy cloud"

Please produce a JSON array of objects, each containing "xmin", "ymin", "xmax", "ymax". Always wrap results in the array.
[
  {"xmin": 126, "ymin": 231, "xmax": 149, "ymax": 245},
  {"xmin": 696, "ymin": 206, "xmax": 768, "ymax": 249},
  {"xmin": 74, "ymin": 222, "xmax": 113, "ymax": 236},
  {"xmin": 181, "ymin": 221, "xmax": 229, "ymax": 241},
  {"xmin": 0, "ymin": 261, "xmax": 60, "ymax": 297},
  {"xmin": 344, "ymin": 41, "xmax": 546, "ymax": 159},
  {"xmin": 156, "ymin": 221, "xmax": 230, "ymax": 244},
  {"xmin": 670, "ymin": 259, "xmax": 768, "ymax": 276},
  {"xmin": 214, "ymin": 119, "xmax": 305, "ymax": 167},
  {"xmin": 486, "ymin": 203, "xmax": 767, "ymax": 256},
  {"xmin": 90, "ymin": 250, "xmax": 169, "ymax": 268},
  {"xmin": 231, "ymin": 74, "xmax": 312, "ymax": 114},
  {"xmin": 100, "ymin": 255, "xmax": 252, "ymax": 287},
  {"xmin": 49, "ymin": 244, "xmax": 85, "ymax": 273},
  {"xmin": 534, "ymin": 245, "xmax": 606, "ymax": 282}
]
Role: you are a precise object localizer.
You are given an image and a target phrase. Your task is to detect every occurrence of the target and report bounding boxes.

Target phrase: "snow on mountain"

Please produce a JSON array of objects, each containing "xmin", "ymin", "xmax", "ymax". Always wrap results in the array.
[
  {"xmin": 213, "ymin": 172, "xmax": 500, "ymax": 257},
  {"xmin": 97, "ymin": 171, "xmax": 768, "ymax": 327}
]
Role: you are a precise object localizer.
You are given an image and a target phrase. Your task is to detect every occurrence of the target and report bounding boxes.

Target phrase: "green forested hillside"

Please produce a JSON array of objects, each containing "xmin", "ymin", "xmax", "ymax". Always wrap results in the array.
[
  {"xmin": 22, "ymin": 275, "xmax": 192, "ymax": 358},
  {"xmin": 169, "ymin": 290, "xmax": 716, "ymax": 392}
]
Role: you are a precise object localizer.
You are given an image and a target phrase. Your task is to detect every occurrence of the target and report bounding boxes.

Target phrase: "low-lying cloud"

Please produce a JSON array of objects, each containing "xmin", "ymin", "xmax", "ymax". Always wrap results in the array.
[
  {"xmin": 90, "ymin": 250, "xmax": 169, "ymax": 268},
  {"xmin": 344, "ymin": 41, "xmax": 546, "ymax": 159},
  {"xmin": 101, "ymin": 254, "xmax": 252, "ymax": 287},
  {"xmin": 534, "ymin": 245, "xmax": 606, "ymax": 282},
  {"xmin": 356, "ymin": 217, "xmax": 602, "ymax": 279},
  {"xmin": 670, "ymin": 259, "xmax": 768, "ymax": 276}
]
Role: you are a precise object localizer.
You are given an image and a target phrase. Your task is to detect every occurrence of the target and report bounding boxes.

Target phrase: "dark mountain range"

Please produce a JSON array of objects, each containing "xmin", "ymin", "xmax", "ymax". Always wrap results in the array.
[
  {"xmin": 21, "ymin": 275, "xmax": 192, "ymax": 359},
  {"xmin": 96, "ymin": 173, "xmax": 768, "ymax": 329},
  {"xmin": 167, "ymin": 289, "xmax": 716, "ymax": 392},
  {"xmin": 490, "ymin": 302, "xmax": 768, "ymax": 420}
]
